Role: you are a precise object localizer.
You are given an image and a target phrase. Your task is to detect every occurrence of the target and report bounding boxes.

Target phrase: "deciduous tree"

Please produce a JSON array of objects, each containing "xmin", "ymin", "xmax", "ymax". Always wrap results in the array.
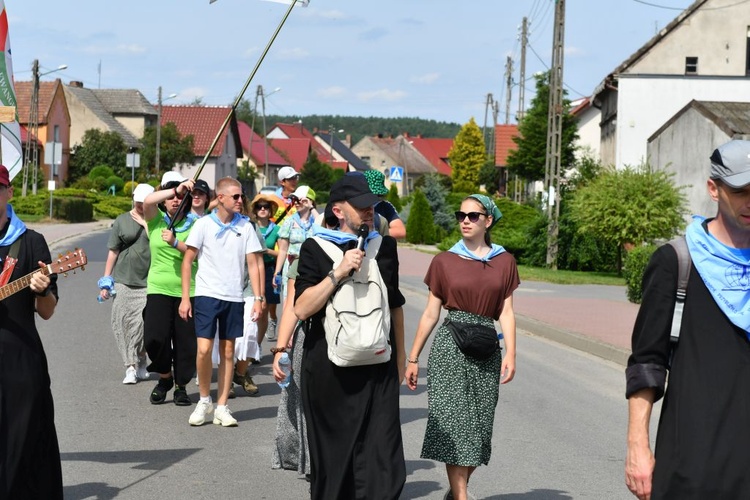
[
  {"xmin": 68, "ymin": 129, "xmax": 128, "ymax": 182},
  {"xmin": 140, "ymin": 123, "xmax": 195, "ymax": 176}
]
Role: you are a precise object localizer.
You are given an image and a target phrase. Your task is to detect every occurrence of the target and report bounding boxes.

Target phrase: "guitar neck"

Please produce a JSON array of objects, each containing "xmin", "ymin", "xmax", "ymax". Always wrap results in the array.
[{"xmin": 0, "ymin": 265, "xmax": 52, "ymax": 301}]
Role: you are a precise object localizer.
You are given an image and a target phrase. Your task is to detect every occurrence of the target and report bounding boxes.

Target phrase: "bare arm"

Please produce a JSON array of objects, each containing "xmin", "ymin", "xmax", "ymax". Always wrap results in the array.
[
  {"xmin": 272, "ymin": 278, "xmax": 298, "ymax": 382},
  {"xmin": 498, "ymin": 294, "xmax": 516, "ymax": 384},
  {"xmin": 143, "ymin": 180, "xmax": 194, "ymax": 221},
  {"xmin": 99, "ymin": 249, "xmax": 120, "ymax": 300},
  {"xmin": 178, "ymin": 246, "xmax": 197, "ymax": 320},
  {"xmin": 274, "ymin": 238, "xmax": 289, "ymax": 277},
  {"xmin": 388, "ymin": 218, "xmax": 406, "ymax": 239},
  {"xmin": 626, "ymin": 389, "xmax": 656, "ymax": 500},
  {"xmin": 246, "ymin": 252, "xmax": 263, "ymax": 321},
  {"xmin": 405, "ymin": 291, "xmax": 443, "ymax": 390}
]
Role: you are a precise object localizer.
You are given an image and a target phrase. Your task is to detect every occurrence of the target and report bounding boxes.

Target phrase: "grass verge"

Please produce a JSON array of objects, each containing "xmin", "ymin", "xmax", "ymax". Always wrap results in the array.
[{"xmin": 518, "ymin": 265, "xmax": 625, "ymax": 286}]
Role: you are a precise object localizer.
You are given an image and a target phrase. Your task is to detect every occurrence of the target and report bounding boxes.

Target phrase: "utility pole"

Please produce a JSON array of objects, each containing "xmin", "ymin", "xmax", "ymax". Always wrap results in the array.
[
  {"xmin": 517, "ymin": 17, "xmax": 528, "ymax": 122},
  {"xmin": 545, "ymin": 0, "xmax": 565, "ymax": 269},
  {"xmin": 155, "ymin": 86, "xmax": 162, "ymax": 177},
  {"xmin": 259, "ymin": 85, "xmax": 270, "ymax": 184},
  {"xmin": 482, "ymin": 93, "xmax": 494, "ymax": 156},
  {"xmin": 22, "ymin": 59, "xmax": 39, "ymax": 197},
  {"xmin": 504, "ymin": 56, "xmax": 513, "ymax": 124}
]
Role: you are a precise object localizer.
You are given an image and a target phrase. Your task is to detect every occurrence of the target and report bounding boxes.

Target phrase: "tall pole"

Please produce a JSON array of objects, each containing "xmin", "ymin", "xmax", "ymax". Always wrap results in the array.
[
  {"xmin": 22, "ymin": 59, "xmax": 39, "ymax": 197},
  {"xmin": 517, "ymin": 17, "xmax": 528, "ymax": 122},
  {"xmin": 504, "ymin": 56, "xmax": 513, "ymax": 125},
  {"xmin": 545, "ymin": 0, "xmax": 566, "ymax": 269},
  {"xmin": 155, "ymin": 86, "xmax": 162, "ymax": 177},
  {"xmin": 482, "ymin": 93, "xmax": 493, "ymax": 155}
]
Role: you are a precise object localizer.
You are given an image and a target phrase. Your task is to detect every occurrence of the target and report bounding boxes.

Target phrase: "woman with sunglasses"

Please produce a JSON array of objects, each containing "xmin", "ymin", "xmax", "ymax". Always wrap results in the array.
[
  {"xmin": 141, "ymin": 171, "xmax": 200, "ymax": 407},
  {"xmin": 405, "ymin": 194, "xmax": 519, "ymax": 500},
  {"xmin": 273, "ymin": 186, "xmax": 317, "ymax": 303}
]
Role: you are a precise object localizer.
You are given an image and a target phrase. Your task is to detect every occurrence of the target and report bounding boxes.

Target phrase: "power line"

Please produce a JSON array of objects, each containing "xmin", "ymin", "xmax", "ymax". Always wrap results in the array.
[
  {"xmin": 632, "ymin": 0, "xmax": 750, "ymax": 9},
  {"xmin": 527, "ymin": 42, "xmax": 587, "ymax": 98}
]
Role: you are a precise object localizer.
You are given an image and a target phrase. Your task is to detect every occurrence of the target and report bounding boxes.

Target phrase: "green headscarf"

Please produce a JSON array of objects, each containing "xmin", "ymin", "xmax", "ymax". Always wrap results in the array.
[{"xmin": 467, "ymin": 194, "xmax": 502, "ymax": 229}]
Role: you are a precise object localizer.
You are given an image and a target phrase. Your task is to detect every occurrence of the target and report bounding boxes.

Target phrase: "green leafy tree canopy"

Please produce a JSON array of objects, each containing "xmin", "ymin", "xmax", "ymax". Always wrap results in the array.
[
  {"xmin": 68, "ymin": 129, "xmax": 128, "ymax": 182},
  {"xmin": 569, "ymin": 163, "xmax": 688, "ymax": 250},
  {"xmin": 506, "ymin": 71, "xmax": 579, "ymax": 181},
  {"xmin": 140, "ymin": 122, "xmax": 195, "ymax": 177},
  {"xmin": 449, "ymin": 117, "xmax": 486, "ymax": 193}
]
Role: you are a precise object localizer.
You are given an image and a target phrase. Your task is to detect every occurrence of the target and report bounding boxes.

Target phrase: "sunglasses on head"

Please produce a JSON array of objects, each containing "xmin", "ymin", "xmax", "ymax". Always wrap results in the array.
[{"xmin": 455, "ymin": 211, "xmax": 486, "ymax": 223}]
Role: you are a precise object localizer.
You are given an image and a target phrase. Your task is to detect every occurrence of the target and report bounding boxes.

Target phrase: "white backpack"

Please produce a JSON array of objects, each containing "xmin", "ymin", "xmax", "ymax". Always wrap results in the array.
[{"xmin": 312, "ymin": 235, "xmax": 392, "ymax": 367}]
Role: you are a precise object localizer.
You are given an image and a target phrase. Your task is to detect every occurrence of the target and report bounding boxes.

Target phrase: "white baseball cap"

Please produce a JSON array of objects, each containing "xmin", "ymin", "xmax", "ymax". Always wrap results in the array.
[
  {"xmin": 132, "ymin": 183, "xmax": 155, "ymax": 203},
  {"xmin": 278, "ymin": 166, "xmax": 299, "ymax": 182},
  {"xmin": 160, "ymin": 170, "xmax": 186, "ymax": 187}
]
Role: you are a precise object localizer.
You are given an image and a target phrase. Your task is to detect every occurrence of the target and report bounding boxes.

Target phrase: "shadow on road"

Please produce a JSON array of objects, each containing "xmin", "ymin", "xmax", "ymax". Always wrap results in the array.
[
  {"xmin": 61, "ymin": 448, "xmax": 201, "ymax": 499},
  {"xmin": 485, "ymin": 489, "xmax": 573, "ymax": 499}
]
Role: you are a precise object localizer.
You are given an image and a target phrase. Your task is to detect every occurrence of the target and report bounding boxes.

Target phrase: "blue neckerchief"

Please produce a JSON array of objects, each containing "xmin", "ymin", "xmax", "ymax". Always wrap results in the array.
[
  {"xmin": 685, "ymin": 215, "xmax": 750, "ymax": 337},
  {"xmin": 0, "ymin": 204, "xmax": 27, "ymax": 247},
  {"xmin": 293, "ymin": 212, "xmax": 313, "ymax": 234},
  {"xmin": 312, "ymin": 224, "xmax": 379, "ymax": 249},
  {"xmin": 210, "ymin": 211, "xmax": 242, "ymax": 238},
  {"xmin": 261, "ymin": 221, "xmax": 276, "ymax": 237},
  {"xmin": 448, "ymin": 240, "xmax": 506, "ymax": 262},
  {"xmin": 163, "ymin": 211, "xmax": 198, "ymax": 233}
]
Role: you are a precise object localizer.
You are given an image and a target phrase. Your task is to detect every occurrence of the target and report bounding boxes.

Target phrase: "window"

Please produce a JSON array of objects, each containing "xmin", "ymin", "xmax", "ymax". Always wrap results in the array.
[
  {"xmin": 360, "ymin": 156, "xmax": 371, "ymax": 166},
  {"xmin": 685, "ymin": 56, "xmax": 698, "ymax": 75}
]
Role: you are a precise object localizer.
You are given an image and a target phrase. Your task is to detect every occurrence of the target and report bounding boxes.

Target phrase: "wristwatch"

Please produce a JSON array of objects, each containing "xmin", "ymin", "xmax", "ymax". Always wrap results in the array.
[{"xmin": 254, "ymin": 296, "xmax": 265, "ymax": 302}]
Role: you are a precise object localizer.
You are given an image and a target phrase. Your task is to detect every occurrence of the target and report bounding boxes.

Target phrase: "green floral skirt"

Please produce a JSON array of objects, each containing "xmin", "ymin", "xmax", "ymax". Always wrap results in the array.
[{"xmin": 421, "ymin": 310, "xmax": 502, "ymax": 466}]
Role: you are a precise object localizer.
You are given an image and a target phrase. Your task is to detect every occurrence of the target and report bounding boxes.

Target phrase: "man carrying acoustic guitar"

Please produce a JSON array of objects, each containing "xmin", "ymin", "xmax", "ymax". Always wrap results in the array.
[{"xmin": 0, "ymin": 164, "xmax": 63, "ymax": 499}]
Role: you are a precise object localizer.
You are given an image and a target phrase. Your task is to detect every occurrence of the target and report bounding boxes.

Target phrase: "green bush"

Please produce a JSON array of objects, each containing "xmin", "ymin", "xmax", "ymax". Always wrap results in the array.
[
  {"xmin": 623, "ymin": 244, "xmax": 657, "ymax": 304},
  {"xmin": 10, "ymin": 193, "xmax": 47, "ymax": 216},
  {"xmin": 106, "ymin": 175, "xmax": 125, "ymax": 193},
  {"xmin": 88, "ymin": 165, "xmax": 115, "ymax": 180},
  {"xmin": 53, "ymin": 198, "xmax": 94, "ymax": 223},
  {"xmin": 94, "ymin": 197, "xmax": 132, "ymax": 219},
  {"xmin": 406, "ymin": 190, "xmax": 435, "ymax": 244}
]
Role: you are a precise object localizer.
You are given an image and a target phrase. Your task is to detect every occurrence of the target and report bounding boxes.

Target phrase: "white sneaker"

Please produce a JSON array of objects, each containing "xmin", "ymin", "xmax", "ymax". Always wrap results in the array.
[
  {"xmin": 188, "ymin": 401, "xmax": 214, "ymax": 426},
  {"xmin": 136, "ymin": 358, "xmax": 149, "ymax": 380},
  {"xmin": 122, "ymin": 366, "xmax": 137, "ymax": 385},
  {"xmin": 213, "ymin": 405, "xmax": 238, "ymax": 427},
  {"xmin": 266, "ymin": 318, "xmax": 277, "ymax": 340}
]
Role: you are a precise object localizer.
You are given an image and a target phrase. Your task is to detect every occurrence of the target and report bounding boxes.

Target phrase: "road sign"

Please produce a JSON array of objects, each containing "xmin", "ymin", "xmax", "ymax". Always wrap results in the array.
[
  {"xmin": 44, "ymin": 142, "xmax": 63, "ymax": 165},
  {"xmin": 389, "ymin": 166, "xmax": 403, "ymax": 182}
]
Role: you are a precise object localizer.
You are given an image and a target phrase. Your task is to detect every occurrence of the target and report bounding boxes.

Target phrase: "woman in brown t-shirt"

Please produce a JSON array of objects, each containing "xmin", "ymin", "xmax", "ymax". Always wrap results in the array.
[{"xmin": 405, "ymin": 194, "xmax": 519, "ymax": 500}]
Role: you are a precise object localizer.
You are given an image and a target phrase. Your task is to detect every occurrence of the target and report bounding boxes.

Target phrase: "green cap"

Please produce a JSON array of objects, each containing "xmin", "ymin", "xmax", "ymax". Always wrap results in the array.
[{"xmin": 363, "ymin": 169, "xmax": 389, "ymax": 196}]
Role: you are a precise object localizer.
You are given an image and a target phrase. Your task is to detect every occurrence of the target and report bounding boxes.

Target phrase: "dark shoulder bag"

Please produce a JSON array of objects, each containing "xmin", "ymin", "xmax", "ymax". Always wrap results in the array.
[{"xmin": 444, "ymin": 318, "xmax": 499, "ymax": 360}]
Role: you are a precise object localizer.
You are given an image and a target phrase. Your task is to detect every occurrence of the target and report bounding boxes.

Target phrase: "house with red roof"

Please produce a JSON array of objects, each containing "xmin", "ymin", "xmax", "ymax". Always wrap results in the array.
[
  {"xmin": 15, "ymin": 78, "xmax": 71, "ymax": 186},
  {"xmin": 160, "ymin": 105, "xmax": 241, "ymax": 187},
  {"xmin": 352, "ymin": 134, "xmax": 438, "ymax": 196},
  {"xmin": 404, "ymin": 134, "xmax": 453, "ymax": 176},
  {"xmin": 267, "ymin": 122, "xmax": 335, "ymax": 166},
  {"xmin": 237, "ymin": 120, "xmax": 289, "ymax": 189},
  {"xmin": 493, "ymin": 124, "xmax": 520, "ymax": 196}
]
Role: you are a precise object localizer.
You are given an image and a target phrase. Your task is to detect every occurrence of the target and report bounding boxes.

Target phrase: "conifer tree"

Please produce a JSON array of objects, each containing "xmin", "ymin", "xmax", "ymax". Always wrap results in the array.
[
  {"xmin": 406, "ymin": 190, "xmax": 436, "ymax": 244},
  {"xmin": 387, "ymin": 183, "xmax": 402, "ymax": 212},
  {"xmin": 449, "ymin": 118, "xmax": 486, "ymax": 193}
]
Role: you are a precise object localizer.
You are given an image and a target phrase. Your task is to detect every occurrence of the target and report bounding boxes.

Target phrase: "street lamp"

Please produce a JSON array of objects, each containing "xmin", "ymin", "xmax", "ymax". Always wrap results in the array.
[
  {"xmin": 329, "ymin": 126, "xmax": 344, "ymax": 169},
  {"xmin": 155, "ymin": 86, "xmax": 178, "ymax": 177},
  {"xmin": 23, "ymin": 60, "xmax": 67, "ymax": 196}
]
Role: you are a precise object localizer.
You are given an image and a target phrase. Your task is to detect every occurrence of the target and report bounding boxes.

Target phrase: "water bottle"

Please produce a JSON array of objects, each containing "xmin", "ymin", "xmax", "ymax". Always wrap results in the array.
[
  {"xmin": 277, "ymin": 352, "xmax": 292, "ymax": 388},
  {"xmin": 273, "ymin": 273, "xmax": 282, "ymax": 295}
]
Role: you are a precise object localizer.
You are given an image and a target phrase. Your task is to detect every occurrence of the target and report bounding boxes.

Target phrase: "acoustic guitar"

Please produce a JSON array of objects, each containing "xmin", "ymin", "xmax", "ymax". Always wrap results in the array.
[{"xmin": 0, "ymin": 248, "xmax": 88, "ymax": 301}]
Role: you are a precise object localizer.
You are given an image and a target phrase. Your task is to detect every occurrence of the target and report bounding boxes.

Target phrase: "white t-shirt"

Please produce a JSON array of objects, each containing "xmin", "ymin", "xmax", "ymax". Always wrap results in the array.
[{"xmin": 185, "ymin": 214, "xmax": 262, "ymax": 302}]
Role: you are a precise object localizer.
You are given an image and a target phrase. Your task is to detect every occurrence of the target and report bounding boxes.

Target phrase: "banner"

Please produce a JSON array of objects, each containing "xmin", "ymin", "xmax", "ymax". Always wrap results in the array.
[{"xmin": 0, "ymin": 2, "xmax": 21, "ymax": 181}]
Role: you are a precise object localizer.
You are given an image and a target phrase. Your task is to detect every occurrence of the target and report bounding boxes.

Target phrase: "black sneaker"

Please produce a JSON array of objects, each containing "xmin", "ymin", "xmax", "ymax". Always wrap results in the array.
[
  {"xmin": 173, "ymin": 385, "xmax": 192, "ymax": 406},
  {"xmin": 228, "ymin": 384, "xmax": 237, "ymax": 399},
  {"xmin": 150, "ymin": 377, "xmax": 174, "ymax": 405}
]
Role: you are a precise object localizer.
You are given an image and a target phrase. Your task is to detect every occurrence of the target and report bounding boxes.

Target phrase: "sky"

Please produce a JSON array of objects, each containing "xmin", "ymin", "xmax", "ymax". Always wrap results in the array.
[{"xmin": 6, "ymin": 0, "xmax": 690, "ymax": 126}]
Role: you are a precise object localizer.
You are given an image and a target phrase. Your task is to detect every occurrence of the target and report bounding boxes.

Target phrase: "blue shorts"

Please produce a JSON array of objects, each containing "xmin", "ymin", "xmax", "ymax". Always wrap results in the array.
[{"xmin": 194, "ymin": 296, "xmax": 244, "ymax": 340}]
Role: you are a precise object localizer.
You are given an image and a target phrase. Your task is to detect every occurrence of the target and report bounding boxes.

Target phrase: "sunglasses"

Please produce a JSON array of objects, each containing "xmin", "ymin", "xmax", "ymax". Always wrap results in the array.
[
  {"xmin": 255, "ymin": 204, "xmax": 271, "ymax": 210},
  {"xmin": 455, "ymin": 211, "xmax": 486, "ymax": 223},
  {"xmin": 223, "ymin": 193, "xmax": 246, "ymax": 201},
  {"xmin": 167, "ymin": 193, "xmax": 185, "ymax": 201}
]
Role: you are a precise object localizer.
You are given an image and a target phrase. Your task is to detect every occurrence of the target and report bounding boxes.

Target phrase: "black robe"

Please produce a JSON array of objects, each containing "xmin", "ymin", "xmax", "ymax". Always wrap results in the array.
[
  {"xmin": 628, "ymin": 244, "xmax": 750, "ymax": 499},
  {"xmin": 0, "ymin": 227, "xmax": 62, "ymax": 499},
  {"xmin": 296, "ymin": 236, "xmax": 406, "ymax": 500}
]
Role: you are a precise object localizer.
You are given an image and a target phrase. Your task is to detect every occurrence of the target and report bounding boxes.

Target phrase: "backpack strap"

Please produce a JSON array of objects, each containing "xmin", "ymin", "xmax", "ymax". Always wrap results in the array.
[
  {"xmin": 8, "ymin": 234, "xmax": 22, "ymax": 259},
  {"xmin": 666, "ymin": 236, "xmax": 691, "ymax": 349}
]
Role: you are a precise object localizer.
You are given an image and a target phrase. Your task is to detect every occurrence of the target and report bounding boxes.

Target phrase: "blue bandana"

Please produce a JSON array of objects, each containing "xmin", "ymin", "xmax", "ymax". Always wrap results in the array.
[
  {"xmin": 209, "ymin": 211, "xmax": 243, "ymax": 238},
  {"xmin": 312, "ymin": 224, "xmax": 379, "ymax": 249},
  {"xmin": 686, "ymin": 215, "xmax": 750, "ymax": 337},
  {"xmin": 293, "ymin": 212, "xmax": 313, "ymax": 234},
  {"xmin": 163, "ymin": 211, "xmax": 198, "ymax": 233},
  {"xmin": 0, "ymin": 204, "xmax": 27, "ymax": 247},
  {"xmin": 448, "ymin": 239, "xmax": 506, "ymax": 262}
]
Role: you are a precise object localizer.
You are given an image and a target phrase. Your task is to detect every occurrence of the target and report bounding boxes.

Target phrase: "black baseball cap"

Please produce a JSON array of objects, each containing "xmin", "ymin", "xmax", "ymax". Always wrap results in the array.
[
  {"xmin": 328, "ymin": 175, "xmax": 380, "ymax": 209},
  {"xmin": 193, "ymin": 179, "xmax": 211, "ymax": 195}
]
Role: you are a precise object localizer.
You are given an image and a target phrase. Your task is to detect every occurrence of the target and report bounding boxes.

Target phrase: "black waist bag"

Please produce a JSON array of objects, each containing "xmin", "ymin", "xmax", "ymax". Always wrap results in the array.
[{"xmin": 445, "ymin": 318, "xmax": 499, "ymax": 360}]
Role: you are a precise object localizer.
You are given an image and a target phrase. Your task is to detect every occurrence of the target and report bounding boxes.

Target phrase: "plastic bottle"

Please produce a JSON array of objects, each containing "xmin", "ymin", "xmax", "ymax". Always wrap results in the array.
[
  {"xmin": 277, "ymin": 352, "xmax": 292, "ymax": 388},
  {"xmin": 273, "ymin": 273, "xmax": 282, "ymax": 295}
]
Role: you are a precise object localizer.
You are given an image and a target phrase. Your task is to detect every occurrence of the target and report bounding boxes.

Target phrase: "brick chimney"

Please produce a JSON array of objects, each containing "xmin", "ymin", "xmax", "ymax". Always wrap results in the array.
[{"xmin": 69, "ymin": 81, "xmax": 84, "ymax": 88}]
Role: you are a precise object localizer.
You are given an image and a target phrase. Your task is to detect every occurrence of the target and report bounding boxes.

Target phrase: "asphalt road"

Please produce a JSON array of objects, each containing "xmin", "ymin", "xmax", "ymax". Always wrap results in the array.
[{"xmin": 42, "ymin": 231, "xmax": 638, "ymax": 500}]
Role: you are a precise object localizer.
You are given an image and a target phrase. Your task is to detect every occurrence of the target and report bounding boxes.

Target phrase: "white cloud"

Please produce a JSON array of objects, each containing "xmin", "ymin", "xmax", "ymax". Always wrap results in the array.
[
  {"xmin": 81, "ymin": 43, "xmax": 146, "ymax": 55},
  {"xmin": 317, "ymin": 86, "xmax": 346, "ymax": 99},
  {"xmin": 276, "ymin": 47, "xmax": 309, "ymax": 60},
  {"xmin": 177, "ymin": 86, "xmax": 207, "ymax": 103},
  {"xmin": 356, "ymin": 89, "xmax": 407, "ymax": 103},
  {"xmin": 244, "ymin": 46, "xmax": 261, "ymax": 58},
  {"xmin": 565, "ymin": 45, "xmax": 584, "ymax": 57},
  {"xmin": 410, "ymin": 73, "xmax": 440, "ymax": 85}
]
